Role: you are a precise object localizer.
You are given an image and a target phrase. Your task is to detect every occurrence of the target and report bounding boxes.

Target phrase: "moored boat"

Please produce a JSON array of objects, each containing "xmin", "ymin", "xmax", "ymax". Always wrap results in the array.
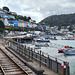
[
  {"xmin": 34, "ymin": 46, "xmax": 41, "ymax": 49},
  {"xmin": 64, "ymin": 49, "xmax": 75, "ymax": 55},
  {"xmin": 35, "ymin": 42, "xmax": 49, "ymax": 47},
  {"xmin": 34, "ymin": 38, "xmax": 50, "ymax": 43},
  {"xmin": 58, "ymin": 49, "xmax": 64, "ymax": 53}
]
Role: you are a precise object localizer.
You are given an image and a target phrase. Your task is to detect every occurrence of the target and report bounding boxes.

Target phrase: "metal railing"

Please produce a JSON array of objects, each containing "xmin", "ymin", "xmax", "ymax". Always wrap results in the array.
[{"xmin": 5, "ymin": 39, "xmax": 70, "ymax": 75}]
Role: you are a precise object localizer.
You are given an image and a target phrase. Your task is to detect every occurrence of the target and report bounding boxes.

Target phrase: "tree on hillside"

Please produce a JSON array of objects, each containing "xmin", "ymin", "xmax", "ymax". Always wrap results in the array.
[
  {"xmin": 7, "ymin": 12, "xmax": 12, "ymax": 15},
  {"xmin": 3, "ymin": 6, "xmax": 9, "ymax": 12},
  {"xmin": 27, "ymin": 17, "xmax": 31, "ymax": 21},
  {"xmin": 39, "ymin": 13, "xmax": 75, "ymax": 28},
  {"xmin": 23, "ymin": 16, "xmax": 31, "ymax": 22},
  {"xmin": 14, "ymin": 15, "xmax": 31, "ymax": 22},
  {"xmin": 0, "ymin": 20, "xmax": 5, "ymax": 33},
  {"xmin": 23, "ymin": 16, "xmax": 27, "ymax": 21},
  {"xmin": 69, "ymin": 26, "xmax": 72, "ymax": 31}
]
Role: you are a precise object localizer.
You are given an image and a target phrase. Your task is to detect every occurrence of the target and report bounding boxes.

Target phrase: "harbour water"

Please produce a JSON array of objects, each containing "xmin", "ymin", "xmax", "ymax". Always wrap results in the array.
[
  {"xmin": 25, "ymin": 38, "xmax": 75, "ymax": 75},
  {"xmin": 48, "ymin": 40, "xmax": 75, "ymax": 75}
]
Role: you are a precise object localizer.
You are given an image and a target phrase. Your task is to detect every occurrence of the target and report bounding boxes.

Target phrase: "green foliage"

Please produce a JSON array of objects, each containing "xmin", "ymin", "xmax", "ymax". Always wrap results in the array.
[
  {"xmin": 5, "ymin": 27, "xmax": 18, "ymax": 32},
  {"xmin": 3, "ymin": 6, "xmax": 9, "ymax": 12},
  {"xmin": 68, "ymin": 26, "xmax": 72, "ymax": 31},
  {"xmin": 7, "ymin": 12, "xmax": 12, "ymax": 15},
  {"xmin": 40, "ymin": 13, "xmax": 75, "ymax": 27},
  {"xmin": 0, "ymin": 28, "xmax": 4, "ymax": 33},
  {"xmin": 0, "ymin": 20, "xmax": 5, "ymax": 29},
  {"xmin": 8, "ymin": 18, "xmax": 14, "ymax": 21},
  {"xmin": 0, "ymin": 20, "xmax": 5, "ymax": 33},
  {"xmin": 73, "ymin": 31, "xmax": 75, "ymax": 33},
  {"xmin": 13, "ymin": 14, "xmax": 31, "ymax": 22},
  {"xmin": 5, "ymin": 27, "xmax": 35, "ymax": 32}
]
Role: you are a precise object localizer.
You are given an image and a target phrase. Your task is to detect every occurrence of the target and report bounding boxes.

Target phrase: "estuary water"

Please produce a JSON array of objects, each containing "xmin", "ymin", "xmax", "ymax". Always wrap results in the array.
[
  {"xmin": 25, "ymin": 38, "xmax": 75, "ymax": 75},
  {"xmin": 41, "ymin": 40, "xmax": 75, "ymax": 75}
]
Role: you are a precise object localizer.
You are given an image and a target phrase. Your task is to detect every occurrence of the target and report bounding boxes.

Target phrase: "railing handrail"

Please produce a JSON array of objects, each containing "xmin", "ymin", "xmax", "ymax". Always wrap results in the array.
[{"xmin": 6, "ymin": 39, "xmax": 68, "ymax": 63}]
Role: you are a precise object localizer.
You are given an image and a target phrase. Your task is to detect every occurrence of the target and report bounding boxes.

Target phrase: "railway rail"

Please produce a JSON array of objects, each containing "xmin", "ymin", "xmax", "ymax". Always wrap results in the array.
[
  {"xmin": 0, "ymin": 48, "xmax": 35, "ymax": 75},
  {"xmin": 0, "ymin": 65, "xmax": 4, "ymax": 75}
]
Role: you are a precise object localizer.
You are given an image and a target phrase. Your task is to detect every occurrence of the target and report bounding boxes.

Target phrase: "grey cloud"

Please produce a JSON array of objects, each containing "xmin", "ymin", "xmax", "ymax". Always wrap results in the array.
[
  {"xmin": 1, "ymin": 0, "xmax": 75, "ymax": 22},
  {"xmin": 67, "ymin": 0, "xmax": 75, "ymax": 2}
]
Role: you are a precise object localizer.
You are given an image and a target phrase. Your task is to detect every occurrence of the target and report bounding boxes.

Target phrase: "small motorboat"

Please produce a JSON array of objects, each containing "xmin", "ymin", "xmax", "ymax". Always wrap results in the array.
[
  {"xmin": 35, "ymin": 42, "xmax": 49, "ymax": 47},
  {"xmin": 58, "ymin": 48, "xmax": 69, "ymax": 53},
  {"xmin": 58, "ymin": 49, "xmax": 64, "ymax": 53},
  {"xmin": 34, "ymin": 46, "xmax": 41, "ymax": 49},
  {"xmin": 34, "ymin": 38, "xmax": 50, "ymax": 43},
  {"xmin": 64, "ymin": 49, "xmax": 75, "ymax": 55}
]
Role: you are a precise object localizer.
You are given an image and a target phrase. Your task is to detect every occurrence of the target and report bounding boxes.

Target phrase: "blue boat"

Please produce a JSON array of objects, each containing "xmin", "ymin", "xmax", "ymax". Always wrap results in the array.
[{"xmin": 64, "ymin": 49, "xmax": 75, "ymax": 55}]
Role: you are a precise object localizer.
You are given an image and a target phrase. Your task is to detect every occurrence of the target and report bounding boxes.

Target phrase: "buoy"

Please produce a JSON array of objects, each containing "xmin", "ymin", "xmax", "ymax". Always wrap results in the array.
[
  {"xmin": 69, "ymin": 46, "xmax": 72, "ymax": 48},
  {"xmin": 64, "ymin": 46, "xmax": 67, "ymax": 48}
]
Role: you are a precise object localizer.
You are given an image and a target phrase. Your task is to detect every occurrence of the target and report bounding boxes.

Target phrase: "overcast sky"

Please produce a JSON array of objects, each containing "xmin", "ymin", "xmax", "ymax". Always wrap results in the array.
[{"xmin": 0, "ymin": 0, "xmax": 75, "ymax": 23}]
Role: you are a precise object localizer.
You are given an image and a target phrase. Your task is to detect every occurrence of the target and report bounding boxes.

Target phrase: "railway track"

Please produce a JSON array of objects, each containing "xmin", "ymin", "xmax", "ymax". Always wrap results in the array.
[
  {"xmin": 0, "ymin": 48, "xmax": 35, "ymax": 75},
  {"xmin": 0, "ymin": 65, "xmax": 4, "ymax": 75}
]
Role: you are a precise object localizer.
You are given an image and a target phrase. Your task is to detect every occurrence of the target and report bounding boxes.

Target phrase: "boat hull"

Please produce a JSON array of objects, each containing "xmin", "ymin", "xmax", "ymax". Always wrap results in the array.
[
  {"xmin": 36, "ymin": 40, "xmax": 50, "ymax": 42},
  {"xmin": 64, "ymin": 51, "xmax": 75, "ymax": 55},
  {"xmin": 58, "ymin": 49, "xmax": 64, "ymax": 53}
]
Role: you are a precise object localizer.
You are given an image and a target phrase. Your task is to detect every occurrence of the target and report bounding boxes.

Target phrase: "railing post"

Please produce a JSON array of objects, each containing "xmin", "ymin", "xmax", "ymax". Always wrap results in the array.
[
  {"xmin": 28, "ymin": 47, "xmax": 30, "ymax": 59},
  {"xmin": 45, "ymin": 58, "xmax": 47, "ymax": 66},
  {"xmin": 62, "ymin": 62, "xmax": 66, "ymax": 75},
  {"xmin": 22, "ymin": 45, "xmax": 24, "ymax": 54},
  {"xmin": 42, "ymin": 52, "xmax": 44, "ymax": 56},
  {"xmin": 68, "ymin": 62, "xmax": 70, "ymax": 75},
  {"xmin": 24, "ymin": 45, "xmax": 26, "ymax": 56},
  {"xmin": 16, "ymin": 43, "xmax": 18, "ymax": 52},
  {"xmin": 55, "ymin": 58, "xmax": 58, "ymax": 73},
  {"xmin": 66, "ymin": 62, "xmax": 70, "ymax": 75},
  {"xmin": 40, "ymin": 50, "xmax": 41, "ymax": 67},
  {"xmin": 47, "ymin": 55, "xmax": 50, "ymax": 68},
  {"xmin": 31, "ymin": 48, "xmax": 33, "ymax": 62},
  {"xmin": 51, "ymin": 59, "xmax": 52, "ymax": 70},
  {"xmin": 19, "ymin": 44, "xmax": 20, "ymax": 53}
]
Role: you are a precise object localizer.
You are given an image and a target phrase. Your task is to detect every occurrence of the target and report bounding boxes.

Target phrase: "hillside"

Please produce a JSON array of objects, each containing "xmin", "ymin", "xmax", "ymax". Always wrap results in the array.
[{"xmin": 39, "ymin": 13, "xmax": 75, "ymax": 27}]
